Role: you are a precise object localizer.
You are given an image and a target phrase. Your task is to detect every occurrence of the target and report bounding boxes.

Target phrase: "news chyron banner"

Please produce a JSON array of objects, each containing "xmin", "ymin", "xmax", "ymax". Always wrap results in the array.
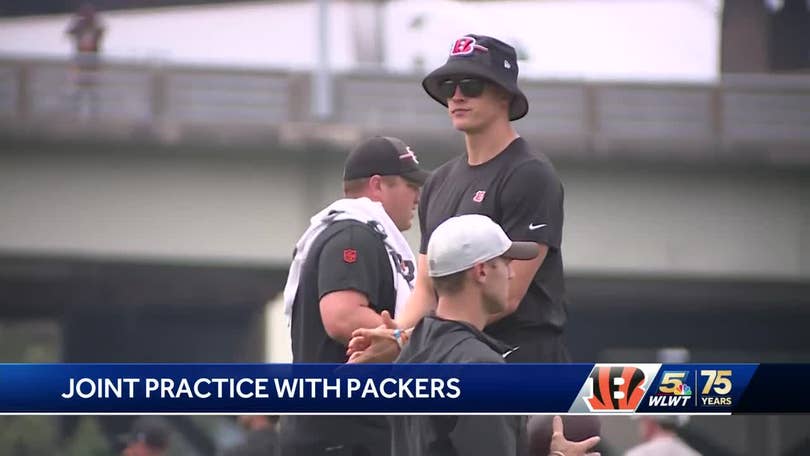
[{"xmin": 0, "ymin": 363, "xmax": 806, "ymax": 414}]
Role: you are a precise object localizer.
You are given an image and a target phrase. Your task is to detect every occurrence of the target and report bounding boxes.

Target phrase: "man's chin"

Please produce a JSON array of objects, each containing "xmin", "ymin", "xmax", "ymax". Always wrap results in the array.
[
  {"xmin": 452, "ymin": 122, "xmax": 470, "ymax": 132},
  {"xmin": 452, "ymin": 120, "xmax": 481, "ymax": 134}
]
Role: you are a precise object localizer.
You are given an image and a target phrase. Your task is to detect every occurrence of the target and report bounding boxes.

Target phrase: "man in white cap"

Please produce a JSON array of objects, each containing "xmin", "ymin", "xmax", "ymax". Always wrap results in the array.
[{"xmin": 388, "ymin": 214, "xmax": 600, "ymax": 456}]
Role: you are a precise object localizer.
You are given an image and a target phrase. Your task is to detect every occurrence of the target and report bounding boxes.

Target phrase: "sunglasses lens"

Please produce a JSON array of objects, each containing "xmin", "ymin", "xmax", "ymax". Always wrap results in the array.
[
  {"xmin": 438, "ymin": 80, "xmax": 457, "ymax": 99},
  {"xmin": 438, "ymin": 78, "xmax": 486, "ymax": 99},
  {"xmin": 459, "ymin": 79, "xmax": 485, "ymax": 97}
]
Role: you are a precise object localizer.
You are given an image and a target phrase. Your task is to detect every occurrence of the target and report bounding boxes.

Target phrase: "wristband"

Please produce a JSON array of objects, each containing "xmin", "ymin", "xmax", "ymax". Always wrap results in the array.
[{"xmin": 393, "ymin": 328, "xmax": 409, "ymax": 349}]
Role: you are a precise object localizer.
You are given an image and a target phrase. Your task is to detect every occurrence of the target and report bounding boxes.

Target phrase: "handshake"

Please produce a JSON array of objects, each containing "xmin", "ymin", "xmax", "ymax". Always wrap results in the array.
[{"xmin": 345, "ymin": 310, "xmax": 403, "ymax": 364}]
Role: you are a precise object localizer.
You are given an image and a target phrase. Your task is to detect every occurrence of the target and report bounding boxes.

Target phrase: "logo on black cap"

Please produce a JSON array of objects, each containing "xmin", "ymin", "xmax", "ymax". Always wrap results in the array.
[{"xmin": 399, "ymin": 146, "xmax": 420, "ymax": 164}]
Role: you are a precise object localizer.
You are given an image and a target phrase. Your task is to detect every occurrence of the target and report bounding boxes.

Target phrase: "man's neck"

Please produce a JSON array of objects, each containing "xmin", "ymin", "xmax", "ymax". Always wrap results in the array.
[
  {"xmin": 464, "ymin": 120, "xmax": 519, "ymax": 166},
  {"xmin": 435, "ymin": 292, "xmax": 487, "ymax": 331}
]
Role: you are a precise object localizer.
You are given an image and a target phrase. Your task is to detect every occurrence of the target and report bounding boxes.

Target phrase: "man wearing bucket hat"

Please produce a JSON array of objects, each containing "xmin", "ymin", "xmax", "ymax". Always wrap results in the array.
[
  {"xmin": 389, "ymin": 215, "xmax": 600, "ymax": 456},
  {"xmin": 348, "ymin": 34, "xmax": 569, "ymax": 365},
  {"xmin": 422, "ymin": 34, "xmax": 529, "ymax": 121}
]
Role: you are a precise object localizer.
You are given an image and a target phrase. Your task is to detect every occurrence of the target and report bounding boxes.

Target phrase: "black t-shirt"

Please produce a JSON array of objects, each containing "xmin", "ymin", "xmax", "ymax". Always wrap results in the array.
[
  {"xmin": 419, "ymin": 137, "xmax": 567, "ymax": 341},
  {"xmin": 291, "ymin": 220, "xmax": 396, "ymax": 364},
  {"xmin": 285, "ymin": 220, "xmax": 394, "ymax": 455}
]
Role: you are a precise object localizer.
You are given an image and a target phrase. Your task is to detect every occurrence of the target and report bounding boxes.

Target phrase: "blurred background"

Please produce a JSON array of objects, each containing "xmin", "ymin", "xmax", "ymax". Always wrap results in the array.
[{"xmin": 0, "ymin": 0, "xmax": 809, "ymax": 454}]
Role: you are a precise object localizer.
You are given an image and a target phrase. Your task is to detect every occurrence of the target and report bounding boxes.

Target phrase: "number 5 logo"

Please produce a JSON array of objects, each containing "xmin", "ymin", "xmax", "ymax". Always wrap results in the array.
[
  {"xmin": 701, "ymin": 369, "xmax": 732, "ymax": 395},
  {"xmin": 658, "ymin": 371, "xmax": 687, "ymax": 394}
]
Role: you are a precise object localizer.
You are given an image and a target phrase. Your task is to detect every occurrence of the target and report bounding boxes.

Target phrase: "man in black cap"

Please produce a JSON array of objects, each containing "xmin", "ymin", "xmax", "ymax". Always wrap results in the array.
[
  {"xmin": 349, "ymin": 34, "xmax": 569, "ymax": 365},
  {"xmin": 120, "ymin": 416, "xmax": 170, "ymax": 456},
  {"xmin": 280, "ymin": 136, "xmax": 428, "ymax": 456}
]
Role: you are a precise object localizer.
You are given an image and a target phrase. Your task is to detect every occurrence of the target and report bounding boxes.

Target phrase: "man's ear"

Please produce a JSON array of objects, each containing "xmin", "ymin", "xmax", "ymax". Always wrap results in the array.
[
  {"xmin": 471, "ymin": 263, "xmax": 487, "ymax": 284},
  {"xmin": 368, "ymin": 174, "xmax": 383, "ymax": 193}
]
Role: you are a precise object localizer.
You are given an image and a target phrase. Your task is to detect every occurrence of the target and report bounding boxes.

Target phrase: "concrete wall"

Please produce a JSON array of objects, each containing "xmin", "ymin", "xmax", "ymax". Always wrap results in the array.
[
  {"xmin": 562, "ymin": 164, "xmax": 810, "ymax": 280},
  {"xmin": 1, "ymin": 147, "xmax": 809, "ymax": 280}
]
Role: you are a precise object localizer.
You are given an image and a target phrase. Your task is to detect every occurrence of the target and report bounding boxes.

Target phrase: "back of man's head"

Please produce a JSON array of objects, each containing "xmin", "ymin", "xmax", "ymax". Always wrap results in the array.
[{"xmin": 432, "ymin": 269, "xmax": 468, "ymax": 297}]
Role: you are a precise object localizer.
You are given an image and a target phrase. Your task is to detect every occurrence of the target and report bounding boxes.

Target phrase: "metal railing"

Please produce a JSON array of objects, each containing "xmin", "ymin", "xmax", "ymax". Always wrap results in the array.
[{"xmin": 1, "ymin": 56, "xmax": 809, "ymax": 162}]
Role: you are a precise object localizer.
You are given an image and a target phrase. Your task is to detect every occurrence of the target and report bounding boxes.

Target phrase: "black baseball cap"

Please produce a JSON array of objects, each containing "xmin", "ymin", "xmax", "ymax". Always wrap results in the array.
[
  {"xmin": 422, "ymin": 34, "xmax": 529, "ymax": 121},
  {"xmin": 343, "ymin": 136, "xmax": 430, "ymax": 185}
]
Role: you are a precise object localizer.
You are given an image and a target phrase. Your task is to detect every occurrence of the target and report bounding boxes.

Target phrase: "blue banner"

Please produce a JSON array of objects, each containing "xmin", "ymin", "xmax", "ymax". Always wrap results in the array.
[
  {"xmin": 634, "ymin": 364, "xmax": 758, "ymax": 414},
  {"xmin": 0, "ymin": 363, "xmax": 806, "ymax": 414}
]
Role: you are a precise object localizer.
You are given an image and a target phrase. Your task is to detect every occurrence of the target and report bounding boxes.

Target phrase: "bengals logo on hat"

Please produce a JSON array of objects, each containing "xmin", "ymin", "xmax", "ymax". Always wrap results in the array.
[{"xmin": 450, "ymin": 36, "xmax": 489, "ymax": 56}]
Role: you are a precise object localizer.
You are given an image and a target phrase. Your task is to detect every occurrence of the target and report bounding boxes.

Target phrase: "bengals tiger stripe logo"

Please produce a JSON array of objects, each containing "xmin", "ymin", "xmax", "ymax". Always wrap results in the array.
[{"xmin": 585, "ymin": 366, "xmax": 647, "ymax": 411}]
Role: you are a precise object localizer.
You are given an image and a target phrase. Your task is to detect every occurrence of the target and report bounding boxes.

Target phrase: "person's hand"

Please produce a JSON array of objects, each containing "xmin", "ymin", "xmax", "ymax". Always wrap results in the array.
[
  {"xmin": 346, "ymin": 311, "xmax": 397, "ymax": 354},
  {"xmin": 346, "ymin": 311, "xmax": 400, "ymax": 363},
  {"xmin": 549, "ymin": 416, "xmax": 601, "ymax": 456}
]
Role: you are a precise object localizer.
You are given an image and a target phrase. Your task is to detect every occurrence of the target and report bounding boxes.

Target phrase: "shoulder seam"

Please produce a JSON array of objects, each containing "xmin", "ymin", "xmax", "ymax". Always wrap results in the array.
[{"xmin": 318, "ymin": 221, "xmax": 387, "ymax": 254}]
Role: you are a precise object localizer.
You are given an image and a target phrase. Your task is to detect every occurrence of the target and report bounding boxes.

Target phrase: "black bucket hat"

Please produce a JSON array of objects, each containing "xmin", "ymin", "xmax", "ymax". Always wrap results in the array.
[{"xmin": 422, "ymin": 34, "xmax": 529, "ymax": 121}]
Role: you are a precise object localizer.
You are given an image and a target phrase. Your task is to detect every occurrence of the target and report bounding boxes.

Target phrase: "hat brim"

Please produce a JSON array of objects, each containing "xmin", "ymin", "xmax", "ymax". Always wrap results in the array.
[
  {"xmin": 422, "ymin": 59, "xmax": 529, "ymax": 121},
  {"xmin": 400, "ymin": 169, "xmax": 431, "ymax": 186},
  {"xmin": 502, "ymin": 241, "xmax": 540, "ymax": 260}
]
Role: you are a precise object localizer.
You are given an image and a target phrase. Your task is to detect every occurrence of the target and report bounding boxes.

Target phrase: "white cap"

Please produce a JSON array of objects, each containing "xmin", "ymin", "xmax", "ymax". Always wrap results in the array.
[{"xmin": 427, "ymin": 214, "xmax": 540, "ymax": 277}]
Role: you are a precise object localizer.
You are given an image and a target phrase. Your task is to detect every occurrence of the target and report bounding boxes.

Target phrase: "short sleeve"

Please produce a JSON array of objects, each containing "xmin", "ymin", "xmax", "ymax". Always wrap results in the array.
[
  {"xmin": 317, "ymin": 224, "xmax": 382, "ymax": 306},
  {"xmin": 499, "ymin": 161, "xmax": 564, "ymax": 249}
]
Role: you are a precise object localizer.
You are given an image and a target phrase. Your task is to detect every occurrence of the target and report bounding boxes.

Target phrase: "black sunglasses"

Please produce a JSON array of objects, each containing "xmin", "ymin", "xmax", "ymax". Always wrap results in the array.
[{"xmin": 438, "ymin": 78, "xmax": 487, "ymax": 99}]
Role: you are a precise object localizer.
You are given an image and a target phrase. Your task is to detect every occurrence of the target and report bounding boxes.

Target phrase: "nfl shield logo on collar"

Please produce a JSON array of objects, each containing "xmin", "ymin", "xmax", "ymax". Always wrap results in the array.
[{"xmin": 473, "ymin": 190, "xmax": 486, "ymax": 203}]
